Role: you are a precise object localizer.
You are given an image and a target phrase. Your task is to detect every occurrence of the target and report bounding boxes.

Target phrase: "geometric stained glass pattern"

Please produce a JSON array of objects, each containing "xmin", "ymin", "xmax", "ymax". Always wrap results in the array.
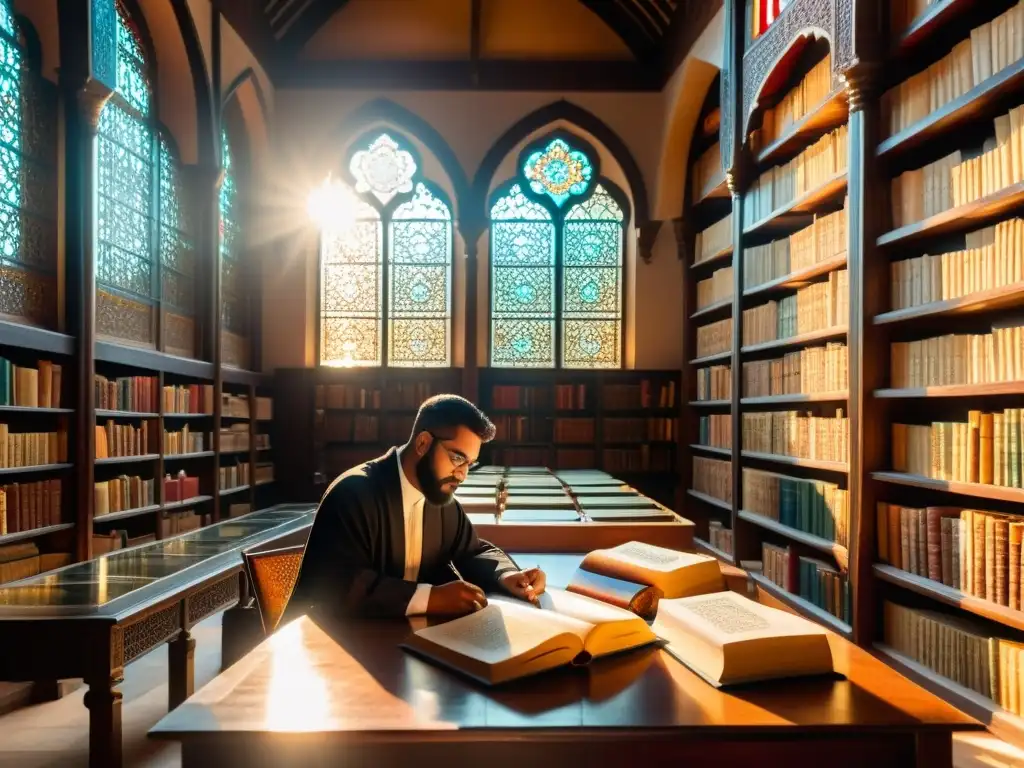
[
  {"xmin": 562, "ymin": 184, "xmax": 623, "ymax": 368},
  {"xmin": 96, "ymin": 1, "xmax": 155, "ymax": 346},
  {"xmin": 489, "ymin": 183, "xmax": 555, "ymax": 367},
  {"xmin": 160, "ymin": 137, "xmax": 195, "ymax": 357},
  {"xmin": 319, "ymin": 131, "xmax": 452, "ymax": 369},
  {"xmin": 219, "ymin": 127, "xmax": 243, "ymax": 332},
  {"xmin": 488, "ymin": 152, "xmax": 625, "ymax": 370},
  {"xmin": 114, "ymin": 0, "xmax": 149, "ymax": 115},
  {"xmin": 0, "ymin": 4, "xmax": 58, "ymax": 327},
  {"xmin": 319, "ymin": 197, "xmax": 383, "ymax": 366},
  {"xmin": 349, "ymin": 133, "xmax": 416, "ymax": 207},
  {"xmin": 522, "ymin": 137, "xmax": 594, "ymax": 208},
  {"xmin": 387, "ymin": 183, "xmax": 451, "ymax": 366}
]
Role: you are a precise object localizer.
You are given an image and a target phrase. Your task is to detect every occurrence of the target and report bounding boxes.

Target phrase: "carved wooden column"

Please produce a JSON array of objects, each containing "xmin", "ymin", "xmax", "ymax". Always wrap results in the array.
[
  {"xmin": 63, "ymin": 79, "xmax": 111, "ymax": 563},
  {"xmin": 844, "ymin": 60, "xmax": 885, "ymax": 647}
]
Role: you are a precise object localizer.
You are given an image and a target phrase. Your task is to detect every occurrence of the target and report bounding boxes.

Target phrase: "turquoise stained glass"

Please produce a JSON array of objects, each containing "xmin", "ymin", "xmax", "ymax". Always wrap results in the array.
[
  {"xmin": 489, "ymin": 145, "xmax": 624, "ymax": 370},
  {"xmin": 114, "ymin": 1, "xmax": 149, "ymax": 115},
  {"xmin": 0, "ymin": 0, "xmax": 22, "ymax": 263},
  {"xmin": 220, "ymin": 126, "xmax": 244, "ymax": 336},
  {"xmin": 522, "ymin": 137, "xmax": 593, "ymax": 207},
  {"xmin": 489, "ymin": 183, "xmax": 556, "ymax": 368}
]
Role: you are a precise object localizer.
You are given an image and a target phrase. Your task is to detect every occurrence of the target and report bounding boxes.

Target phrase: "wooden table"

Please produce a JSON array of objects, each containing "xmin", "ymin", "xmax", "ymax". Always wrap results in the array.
[
  {"xmin": 0, "ymin": 504, "xmax": 315, "ymax": 768},
  {"xmin": 150, "ymin": 553, "xmax": 982, "ymax": 767}
]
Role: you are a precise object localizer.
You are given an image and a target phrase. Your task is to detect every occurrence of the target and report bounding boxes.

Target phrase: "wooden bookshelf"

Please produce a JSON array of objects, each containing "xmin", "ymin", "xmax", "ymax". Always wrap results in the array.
[
  {"xmin": 867, "ymin": 0, "xmax": 1024, "ymax": 749},
  {"xmin": 680, "ymin": 70, "xmax": 737, "ymax": 558},
  {"xmin": 680, "ymin": 9, "xmax": 857, "ymax": 642},
  {"xmin": 479, "ymin": 367, "xmax": 681, "ymax": 510}
]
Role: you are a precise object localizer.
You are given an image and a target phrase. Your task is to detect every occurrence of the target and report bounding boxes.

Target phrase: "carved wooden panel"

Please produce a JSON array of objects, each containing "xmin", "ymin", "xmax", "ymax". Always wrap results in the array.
[
  {"xmin": 741, "ymin": 0, "xmax": 855, "ymax": 143},
  {"xmin": 121, "ymin": 603, "xmax": 182, "ymax": 666},
  {"xmin": 187, "ymin": 576, "xmax": 240, "ymax": 626},
  {"xmin": 720, "ymin": 66, "xmax": 733, "ymax": 175}
]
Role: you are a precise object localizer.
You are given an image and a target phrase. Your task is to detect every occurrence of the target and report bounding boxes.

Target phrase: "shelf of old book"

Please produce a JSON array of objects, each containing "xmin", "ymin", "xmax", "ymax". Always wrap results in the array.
[
  {"xmin": 893, "ymin": 0, "xmax": 972, "ymax": 58},
  {"xmin": 742, "ymin": 254, "xmax": 849, "ymax": 299},
  {"xmin": 690, "ymin": 244, "xmax": 733, "ymax": 272},
  {"xmin": 878, "ymin": 181, "xmax": 1024, "ymax": 248},
  {"xmin": 689, "ymin": 444, "xmax": 730, "ymax": 458},
  {"xmin": 875, "ymin": 382, "xmax": 1024, "ymax": 398},
  {"xmin": 873, "ymin": 471, "xmax": 1024, "ymax": 504},
  {"xmin": 92, "ymin": 504, "xmax": 162, "ymax": 525},
  {"xmin": 750, "ymin": 571, "xmax": 854, "ymax": 638},
  {"xmin": 95, "ymin": 409, "xmax": 158, "ymax": 419},
  {"xmin": 685, "ymin": 489, "xmax": 731, "ymax": 513},
  {"xmin": 0, "ymin": 318, "xmax": 74, "ymax": 357},
  {"xmin": 95, "ymin": 454, "xmax": 160, "ymax": 466},
  {"xmin": 742, "ymin": 451, "xmax": 849, "ymax": 474},
  {"xmin": 739, "ymin": 510, "xmax": 850, "ymax": 569},
  {"xmin": 0, "ymin": 405, "xmax": 73, "ymax": 415},
  {"xmin": 741, "ymin": 391, "xmax": 849, "ymax": 405},
  {"xmin": 690, "ymin": 297, "xmax": 732, "ymax": 321},
  {"xmin": 874, "ymin": 642, "xmax": 1024, "ymax": 748},
  {"xmin": 740, "ymin": 326, "xmax": 848, "ymax": 355},
  {"xmin": 693, "ymin": 536, "xmax": 735, "ymax": 565},
  {"xmin": 756, "ymin": 89, "xmax": 850, "ymax": 169},
  {"xmin": 874, "ymin": 283, "xmax": 1024, "ymax": 325},
  {"xmin": 879, "ymin": 56, "xmax": 1024, "ymax": 160},
  {"xmin": 162, "ymin": 495, "xmax": 213, "ymax": 512},
  {"xmin": 874, "ymin": 563, "xmax": 1024, "ymax": 633},
  {"xmin": 0, "ymin": 523, "xmax": 74, "ymax": 547},
  {"xmin": 691, "ymin": 399, "xmax": 730, "ymax": 408},
  {"xmin": 742, "ymin": 174, "xmax": 848, "ymax": 238},
  {"xmin": 0, "ymin": 463, "xmax": 72, "ymax": 477},
  {"xmin": 689, "ymin": 350, "xmax": 731, "ymax": 366}
]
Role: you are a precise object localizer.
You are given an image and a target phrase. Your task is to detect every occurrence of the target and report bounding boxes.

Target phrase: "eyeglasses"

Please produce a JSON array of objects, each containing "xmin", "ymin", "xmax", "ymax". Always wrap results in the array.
[{"xmin": 428, "ymin": 432, "xmax": 471, "ymax": 469}]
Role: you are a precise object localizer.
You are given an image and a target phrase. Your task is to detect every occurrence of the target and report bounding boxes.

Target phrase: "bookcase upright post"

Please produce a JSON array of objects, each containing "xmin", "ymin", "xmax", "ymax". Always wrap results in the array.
[{"xmin": 844, "ymin": 60, "xmax": 888, "ymax": 647}]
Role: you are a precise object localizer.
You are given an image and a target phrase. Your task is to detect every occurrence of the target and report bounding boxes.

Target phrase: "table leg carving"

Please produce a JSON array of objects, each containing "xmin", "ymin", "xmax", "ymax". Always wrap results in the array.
[
  {"xmin": 169, "ymin": 629, "xmax": 196, "ymax": 709},
  {"xmin": 84, "ymin": 673, "xmax": 123, "ymax": 768}
]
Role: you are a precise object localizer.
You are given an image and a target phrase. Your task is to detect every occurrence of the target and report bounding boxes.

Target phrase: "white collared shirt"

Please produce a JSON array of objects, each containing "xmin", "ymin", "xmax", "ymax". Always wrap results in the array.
[{"xmin": 396, "ymin": 446, "xmax": 432, "ymax": 615}]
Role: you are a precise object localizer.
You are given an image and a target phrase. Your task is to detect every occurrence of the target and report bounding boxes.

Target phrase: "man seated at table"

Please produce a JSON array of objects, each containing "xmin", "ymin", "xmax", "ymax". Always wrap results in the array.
[{"xmin": 283, "ymin": 394, "xmax": 547, "ymax": 623}]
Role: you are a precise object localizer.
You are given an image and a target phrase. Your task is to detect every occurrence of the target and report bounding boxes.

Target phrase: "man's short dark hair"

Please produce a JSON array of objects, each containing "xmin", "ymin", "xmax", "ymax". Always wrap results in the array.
[{"xmin": 411, "ymin": 394, "xmax": 496, "ymax": 442}]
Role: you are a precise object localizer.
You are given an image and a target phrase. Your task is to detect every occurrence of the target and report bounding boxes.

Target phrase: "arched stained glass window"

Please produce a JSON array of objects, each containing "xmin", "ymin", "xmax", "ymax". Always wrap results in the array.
[
  {"xmin": 488, "ymin": 133, "xmax": 627, "ymax": 369},
  {"xmin": 96, "ymin": 4, "xmax": 155, "ymax": 346},
  {"xmin": 0, "ymin": 1, "xmax": 59, "ymax": 327},
  {"xmin": 318, "ymin": 131, "xmax": 452, "ymax": 368},
  {"xmin": 489, "ymin": 184, "xmax": 555, "ymax": 368},
  {"xmin": 320, "ymin": 196, "xmax": 383, "ymax": 367},
  {"xmin": 96, "ymin": 1, "xmax": 195, "ymax": 355},
  {"xmin": 219, "ymin": 125, "xmax": 248, "ymax": 367}
]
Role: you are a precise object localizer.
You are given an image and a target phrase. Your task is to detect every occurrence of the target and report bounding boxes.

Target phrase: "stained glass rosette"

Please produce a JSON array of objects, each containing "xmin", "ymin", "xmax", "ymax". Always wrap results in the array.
[
  {"xmin": 349, "ymin": 133, "xmax": 417, "ymax": 206},
  {"xmin": 522, "ymin": 137, "xmax": 593, "ymax": 207}
]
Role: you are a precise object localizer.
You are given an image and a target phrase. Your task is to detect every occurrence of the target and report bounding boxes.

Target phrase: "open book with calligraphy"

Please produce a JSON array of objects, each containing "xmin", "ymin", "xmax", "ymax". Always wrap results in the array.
[
  {"xmin": 652, "ymin": 591, "xmax": 836, "ymax": 687},
  {"xmin": 564, "ymin": 541, "xmax": 725, "ymax": 619},
  {"xmin": 401, "ymin": 587, "xmax": 659, "ymax": 685}
]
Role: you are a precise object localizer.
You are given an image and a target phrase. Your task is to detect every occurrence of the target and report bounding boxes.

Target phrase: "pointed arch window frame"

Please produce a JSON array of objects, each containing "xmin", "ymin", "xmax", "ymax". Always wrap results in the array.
[
  {"xmin": 95, "ymin": 0, "xmax": 196, "ymax": 354},
  {"xmin": 317, "ymin": 127, "xmax": 456, "ymax": 368},
  {"xmin": 487, "ymin": 129, "xmax": 631, "ymax": 370},
  {"xmin": 0, "ymin": 3, "xmax": 60, "ymax": 328}
]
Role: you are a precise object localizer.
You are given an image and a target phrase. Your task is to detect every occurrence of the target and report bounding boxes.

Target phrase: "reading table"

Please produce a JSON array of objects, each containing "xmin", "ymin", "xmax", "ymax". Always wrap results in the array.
[
  {"xmin": 0, "ymin": 504, "xmax": 315, "ymax": 768},
  {"xmin": 149, "ymin": 553, "xmax": 982, "ymax": 767}
]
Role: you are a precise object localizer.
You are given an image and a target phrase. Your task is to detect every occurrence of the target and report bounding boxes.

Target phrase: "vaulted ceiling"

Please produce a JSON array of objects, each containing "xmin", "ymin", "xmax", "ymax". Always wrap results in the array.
[{"xmin": 218, "ymin": 0, "xmax": 714, "ymax": 90}]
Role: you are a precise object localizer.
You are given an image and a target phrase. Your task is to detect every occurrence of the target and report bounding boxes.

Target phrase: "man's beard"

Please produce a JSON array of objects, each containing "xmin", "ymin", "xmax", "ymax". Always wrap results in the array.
[{"xmin": 415, "ymin": 444, "xmax": 458, "ymax": 505}]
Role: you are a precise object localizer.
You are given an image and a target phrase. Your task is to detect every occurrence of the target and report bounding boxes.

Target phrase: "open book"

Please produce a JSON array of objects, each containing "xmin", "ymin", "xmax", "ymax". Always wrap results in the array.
[
  {"xmin": 565, "ymin": 541, "xmax": 725, "ymax": 618},
  {"xmin": 402, "ymin": 588, "xmax": 658, "ymax": 685},
  {"xmin": 652, "ymin": 591, "xmax": 835, "ymax": 687}
]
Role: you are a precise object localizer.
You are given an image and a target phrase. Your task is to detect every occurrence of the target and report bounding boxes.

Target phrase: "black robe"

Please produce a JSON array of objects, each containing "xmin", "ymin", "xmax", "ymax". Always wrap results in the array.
[{"xmin": 282, "ymin": 448, "xmax": 519, "ymax": 623}]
